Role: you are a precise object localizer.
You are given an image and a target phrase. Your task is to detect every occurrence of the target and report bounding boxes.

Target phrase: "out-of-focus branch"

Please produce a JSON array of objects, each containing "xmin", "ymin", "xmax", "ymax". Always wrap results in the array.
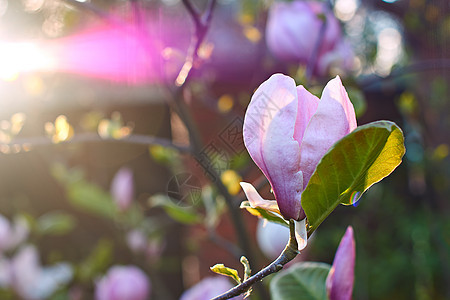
[
  {"xmin": 170, "ymin": 0, "xmax": 256, "ymax": 283},
  {"xmin": 305, "ymin": 0, "xmax": 333, "ymax": 82},
  {"xmin": 358, "ymin": 59, "xmax": 450, "ymax": 90},
  {"xmin": 207, "ymin": 228, "xmax": 243, "ymax": 259},
  {"xmin": 62, "ymin": 0, "xmax": 119, "ymax": 24},
  {"xmin": 2, "ymin": 133, "xmax": 190, "ymax": 153},
  {"xmin": 176, "ymin": 0, "xmax": 218, "ymax": 86},
  {"xmin": 211, "ymin": 221, "xmax": 299, "ymax": 300}
]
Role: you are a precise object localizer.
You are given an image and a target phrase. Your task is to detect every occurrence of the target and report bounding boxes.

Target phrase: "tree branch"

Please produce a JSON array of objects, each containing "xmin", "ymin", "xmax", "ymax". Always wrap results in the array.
[
  {"xmin": 176, "ymin": 0, "xmax": 218, "ymax": 86},
  {"xmin": 211, "ymin": 220, "xmax": 299, "ymax": 300},
  {"xmin": 305, "ymin": 0, "xmax": 333, "ymax": 82},
  {"xmin": 2, "ymin": 133, "xmax": 190, "ymax": 153}
]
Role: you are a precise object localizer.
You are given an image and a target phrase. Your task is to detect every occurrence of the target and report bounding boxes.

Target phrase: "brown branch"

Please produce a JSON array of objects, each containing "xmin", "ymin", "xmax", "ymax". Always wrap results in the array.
[
  {"xmin": 176, "ymin": 0, "xmax": 218, "ymax": 86},
  {"xmin": 211, "ymin": 220, "xmax": 299, "ymax": 300},
  {"xmin": 2, "ymin": 133, "xmax": 190, "ymax": 153},
  {"xmin": 305, "ymin": 0, "xmax": 333, "ymax": 81}
]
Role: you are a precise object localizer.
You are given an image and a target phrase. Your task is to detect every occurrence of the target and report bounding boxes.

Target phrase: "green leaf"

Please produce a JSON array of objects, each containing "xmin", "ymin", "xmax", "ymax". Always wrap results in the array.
[
  {"xmin": 270, "ymin": 262, "xmax": 330, "ymax": 300},
  {"xmin": 302, "ymin": 121, "xmax": 405, "ymax": 234},
  {"xmin": 37, "ymin": 211, "xmax": 76, "ymax": 236},
  {"xmin": 240, "ymin": 256, "xmax": 251, "ymax": 281},
  {"xmin": 67, "ymin": 181, "xmax": 117, "ymax": 219},
  {"xmin": 240, "ymin": 201, "xmax": 289, "ymax": 227},
  {"xmin": 149, "ymin": 195, "xmax": 202, "ymax": 225},
  {"xmin": 78, "ymin": 239, "xmax": 113, "ymax": 282},
  {"xmin": 210, "ymin": 264, "xmax": 241, "ymax": 284}
]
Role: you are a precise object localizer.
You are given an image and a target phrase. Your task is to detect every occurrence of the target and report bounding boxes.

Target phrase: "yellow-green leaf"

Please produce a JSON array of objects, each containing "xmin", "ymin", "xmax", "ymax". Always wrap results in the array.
[
  {"xmin": 210, "ymin": 264, "xmax": 241, "ymax": 284},
  {"xmin": 302, "ymin": 121, "xmax": 405, "ymax": 234}
]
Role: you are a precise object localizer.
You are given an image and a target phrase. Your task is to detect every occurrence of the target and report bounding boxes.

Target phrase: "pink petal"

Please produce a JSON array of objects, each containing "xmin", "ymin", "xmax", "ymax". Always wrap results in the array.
[
  {"xmin": 326, "ymin": 226, "xmax": 355, "ymax": 300},
  {"xmin": 293, "ymin": 86, "xmax": 320, "ymax": 144},
  {"xmin": 240, "ymin": 182, "xmax": 280, "ymax": 214},
  {"xmin": 299, "ymin": 76, "xmax": 357, "ymax": 188},
  {"xmin": 243, "ymin": 74, "xmax": 303, "ymax": 220}
]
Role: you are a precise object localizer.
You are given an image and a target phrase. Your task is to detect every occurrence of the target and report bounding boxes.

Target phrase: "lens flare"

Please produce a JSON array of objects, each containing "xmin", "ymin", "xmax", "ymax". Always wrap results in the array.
[
  {"xmin": 0, "ymin": 42, "xmax": 56, "ymax": 81},
  {"xmin": 350, "ymin": 191, "xmax": 361, "ymax": 207},
  {"xmin": 0, "ymin": 23, "xmax": 163, "ymax": 85}
]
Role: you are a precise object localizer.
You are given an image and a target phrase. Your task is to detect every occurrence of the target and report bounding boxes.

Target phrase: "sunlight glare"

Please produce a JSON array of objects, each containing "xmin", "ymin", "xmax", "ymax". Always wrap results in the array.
[{"xmin": 0, "ymin": 42, "xmax": 55, "ymax": 81}]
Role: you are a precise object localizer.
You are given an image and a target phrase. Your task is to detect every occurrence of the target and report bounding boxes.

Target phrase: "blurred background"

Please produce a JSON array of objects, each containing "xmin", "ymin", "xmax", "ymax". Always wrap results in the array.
[{"xmin": 0, "ymin": 0, "xmax": 448, "ymax": 299}]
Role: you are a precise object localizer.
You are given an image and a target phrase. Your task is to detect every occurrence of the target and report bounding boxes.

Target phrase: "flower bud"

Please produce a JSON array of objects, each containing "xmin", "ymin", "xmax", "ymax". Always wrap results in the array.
[
  {"xmin": 111, "ymin": 167, "xmax": 134, "ymax": 211},
  {"xmin": 95, "ymin": 265, "xmax": 150, "ymax": 300},
  {"xmin": 256, "ymin": 219, "xmax": 289, "ymax": 260},
  {"xmin": 326, "ymin": 226, "xmax": 355, "ymax": 300},
  {"xmin": 180, "ymin": 276, "xmax": 243, "ymax": 300},
  {"xmin": 266, "ymin": 1, "xmax": 341, "ymax": 64}
]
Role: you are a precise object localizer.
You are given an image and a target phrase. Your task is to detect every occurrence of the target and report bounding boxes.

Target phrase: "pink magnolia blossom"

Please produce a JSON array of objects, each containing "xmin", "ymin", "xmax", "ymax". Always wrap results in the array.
[
  {"xmin": 0, "ymin": 215, "xmax": 29, "ymax": 253},
  {"xmin": 326, "ymin": 226, "xmax": 356, "ymax": 300},
  {"xmin": 111, "ymin": 167, "xmax": 134, "ymax": 211},
  {"xmin": 95, "ymin": 265, "xmax": 150, "ymax": 300},
  {"xmin": 241, "ymin": 74, "xmax": 356, "ymax": 221},
  {"xmin": 266, "ymin": 1, "xmax": 341, "ymax": 65},
  {"xmin": 10, "ymin": 245, "xmax": 73, "ymax": 300},
  {"xmin": 317, "ymin": 39, "xmax": 355, "ymax": 76},
  {"xmin": 180, "ymin": 277, "xmax": 243, "ymax": 300}
]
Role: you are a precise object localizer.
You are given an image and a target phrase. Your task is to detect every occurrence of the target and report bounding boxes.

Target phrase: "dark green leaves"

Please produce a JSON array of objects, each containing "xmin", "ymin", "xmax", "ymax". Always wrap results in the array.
[
  {"xmin": 270, "ymin": 262, "xmax": 330, "ymax": 300},
  {"xmin": 302, "ymin": 121, "xmax": 405, "ymax": 234}
]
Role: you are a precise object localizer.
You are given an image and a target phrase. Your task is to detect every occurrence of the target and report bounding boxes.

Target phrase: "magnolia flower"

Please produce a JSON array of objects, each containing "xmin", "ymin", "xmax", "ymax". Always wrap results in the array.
[
  {"xmin": 95, "ymin": 265, "xmax": 150, "ymax": 300},
  {"xmin": 0, "ymin": 215, "xmax": 29, "ymax": 253},
  {"xmin": 317, "ymin": 39, "xmax": 355, "ymax": 76},
  {"xmin": 326, "ymin": 226, "xmax": 356, "ymax": 300},
  {"xmin": 241, "ymin": 74, "xmax": 356, "ymax": 246},
  {"xmin": 10, "ymin": 245, "xmax": 73, "ymax": 300},
  {"xmin": 180, "ymin": 277, "xmax": 243, "ymax": 300},
  {"xmin": 111, "ymin": 167, "xmax": 134, "ymax": 211},
  {"xmin": 266, "ymin": 1, "xmax": 340, "ymax": 64},
  {"xmin": 256, "ymin": 219, "xmax": 289, "ymax": 260}
]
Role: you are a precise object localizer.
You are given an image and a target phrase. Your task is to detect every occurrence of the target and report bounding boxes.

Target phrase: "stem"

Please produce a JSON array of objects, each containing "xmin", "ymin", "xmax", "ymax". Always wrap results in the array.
[{"xmin": 211, "ymin": 220, "xmax": 299, "ymax": 300}]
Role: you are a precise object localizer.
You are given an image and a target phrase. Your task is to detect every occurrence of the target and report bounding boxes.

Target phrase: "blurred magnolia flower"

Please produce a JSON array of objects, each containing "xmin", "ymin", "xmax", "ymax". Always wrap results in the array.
[
  {"xmin": 266, "ymin": 1, "xmax": 340, "ymax": 65},
  {"xmin": 180, "ymin": 277, "xmax": 243, "ymax": 300},
  {"xmin": 317, "ymin": 39, "xmax": 355, "ymax": 76},
  {"xmin": 326, "ymin": 226, "xmax": 356, "ymax": 300},
  {"xmin": 126, "ymin": 229, "xmax": 147, "ymax": 254},
  {"xmin": 0, "ymin": 256, "xmax": 11, "ymax": 288},
  {"xmin": 95, "ymin": 265, "xmax": 150, "ymax": 300},
  {"xmin": 0, "ymin": 214, "xmax": 29, "ymax": 253},
  {"xmin": 256, "ymin": 219, "xmax": 289, "ymax": 260},
  {"xmin": 126, "ymin": 230, "xmax": 165, "ymax": 263},
  {"xmin": 111, "ymin": 167, "xmax": 134, "ymax": 211},
  {"xmin": 10, "ymin": 245, "xmax": 73, "ymax": 300}
]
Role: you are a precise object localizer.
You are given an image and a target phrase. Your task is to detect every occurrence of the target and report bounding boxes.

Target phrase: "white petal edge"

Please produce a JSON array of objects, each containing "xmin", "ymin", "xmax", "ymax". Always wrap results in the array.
[
  {"xmin": 240, "ymin": 182, "xmax": 281, "ymax": 215},
  {"xmin": 295, "ymin": 218, "xmax": 308, "ymax": 251}
]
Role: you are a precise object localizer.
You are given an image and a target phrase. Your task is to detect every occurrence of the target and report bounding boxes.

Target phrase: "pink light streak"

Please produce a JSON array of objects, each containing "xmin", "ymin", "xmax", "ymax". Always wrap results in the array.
[{"xmin": 48, "ymin": 24, "xmax": 162, "ymax": 84}]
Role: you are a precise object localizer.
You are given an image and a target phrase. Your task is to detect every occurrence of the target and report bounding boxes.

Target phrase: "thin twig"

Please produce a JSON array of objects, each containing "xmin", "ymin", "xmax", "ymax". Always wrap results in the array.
[
  {"xmin": 2, "ymin": 133, "xmax": 190, "ymax": 153},
  {"xmin": 176, "ymin": 0, "xmax": 218, "ymax": 86},
  {"xmin": 208, "ymin": 228, "xmax": 243, "ymax": 259},
  {"xmin": 211, "ymin": 220, "xmax": 299, "ymax": 300}
]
